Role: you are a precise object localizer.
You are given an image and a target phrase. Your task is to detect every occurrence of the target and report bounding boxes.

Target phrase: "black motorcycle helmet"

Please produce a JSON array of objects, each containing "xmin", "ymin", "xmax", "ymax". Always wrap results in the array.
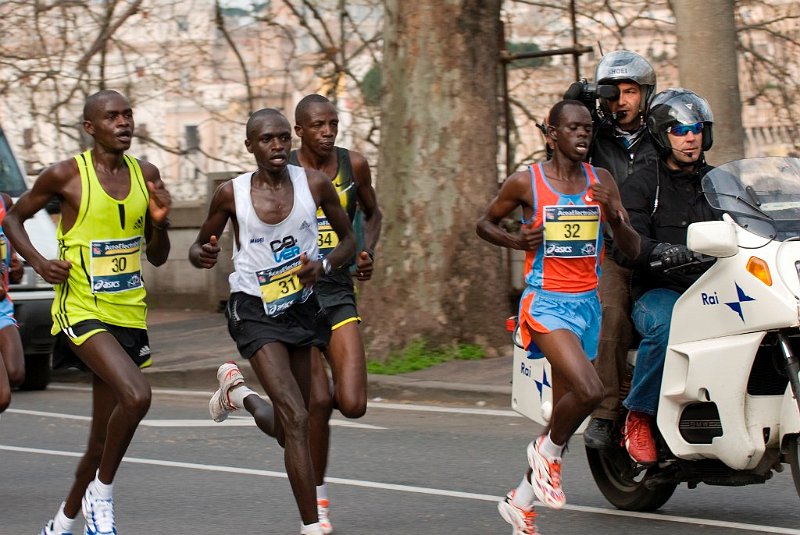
[
  {"xmin": 647, "ymin": 88, "xmax": 714, "ymax": 157},
  {"xmin": 595, "ymin": 50, "xmax": 657, "ymax": 117}
]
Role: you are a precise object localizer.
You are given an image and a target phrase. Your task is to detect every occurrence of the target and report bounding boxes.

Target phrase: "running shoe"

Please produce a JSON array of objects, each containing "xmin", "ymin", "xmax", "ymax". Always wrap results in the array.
[
  {"xmin": 623, "ymin": 410, "xmax": 657, "ymax": 465},
  {"xmin": 300, "ymin": 524, "xmax": 324, "ymax": 535},
  {"xmin": 40, "ymin": 520, "xmax": 73, "ymax": 535},
  {"xmin": 317, "ymin": 499, "xmax": 333, "ymax": 534},
  {"xmin": 497, "ymin": 489, "xmax": 540, "ymax": 534},
  {"xmin": 82, "ymin": 482, "xmax": 116, "ymax": 535},
  {"xmin": 527, "ymin": 436, "xmax": 566, "ymax": 509},
  {"xmin": 209, "ymin": 361, "xmax": 245, "ymax": 422}
]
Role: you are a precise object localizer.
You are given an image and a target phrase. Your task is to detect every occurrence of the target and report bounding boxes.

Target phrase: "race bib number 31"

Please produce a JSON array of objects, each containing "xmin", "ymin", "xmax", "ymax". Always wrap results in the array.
[
  {"xmin": 90, "ymin": 237, "xmax": 143, "ymax": 293},
  {"xmin": 543, "ymin": 205, "xmax": 600, "ymax": 258},
  {"xmin": 257, "ymin": 257, "xmax": 309, "ymax": 316}
]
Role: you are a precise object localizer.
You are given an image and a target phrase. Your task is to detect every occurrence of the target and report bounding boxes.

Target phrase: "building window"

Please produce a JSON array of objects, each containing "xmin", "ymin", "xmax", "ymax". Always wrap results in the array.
[{"xmin": 185, "ymin": 125, "xmax": 200, "ymax": 152}]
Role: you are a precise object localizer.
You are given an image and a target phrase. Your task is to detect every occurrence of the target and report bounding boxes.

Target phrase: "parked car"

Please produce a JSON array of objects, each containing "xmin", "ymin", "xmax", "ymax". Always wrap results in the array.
[{"xmin": 0, "ymin": 126, "xmax": 58, "ymax": 390}]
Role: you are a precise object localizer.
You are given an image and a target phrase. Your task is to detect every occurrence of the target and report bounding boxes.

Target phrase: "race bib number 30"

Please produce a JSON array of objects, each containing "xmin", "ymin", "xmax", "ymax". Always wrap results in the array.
[
  {"xmin": 316, "ymin": 216, "xmax": 338, "ymax": 259},
  {"xmin": 257, "ymin": 257, "xmax": 309, "ymax": 316},
  {"xmin": 543, "ymin": 205, "xmax": 600, "ymax": 258},
  {"xmin": 90, "ymin": 237, "xmax": 143, "ymax": 293}
]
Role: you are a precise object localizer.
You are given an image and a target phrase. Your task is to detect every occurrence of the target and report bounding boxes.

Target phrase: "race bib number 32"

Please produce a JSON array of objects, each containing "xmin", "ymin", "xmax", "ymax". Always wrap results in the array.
[
  {"xmin": 90, "ymin": 237, "xmax": 143, "ymax": 293},
  {"xmin": 543, "ymin": 205, "xmax": 600, "ymax": 258}
]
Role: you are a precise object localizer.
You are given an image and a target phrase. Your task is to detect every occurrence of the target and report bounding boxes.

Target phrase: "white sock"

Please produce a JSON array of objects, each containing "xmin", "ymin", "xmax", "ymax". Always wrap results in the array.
[
  {"xmin": 301, "ymin": 521, "xmax": 322, "ymax": 534},
  {"xmin": 52, "ymin": 502, "xmax": 76, "ymax": 531},
  {"xmin": 511, "ymin": 476, "xmax": 535, "ymax": 510},
  {"xmin": 92, "ymin": 472, "xmax": 113, "ymax": 499},
  {"xmin": 316, "ymin": 483, "xmax": 328, "ymax": 502},
  {"xmin": 228, "ymin": 385, "xmax": 257, "ymax": 409},
  {"xmin": 540, "ymin": 433, "xmax": 564, "ymax": 459}
]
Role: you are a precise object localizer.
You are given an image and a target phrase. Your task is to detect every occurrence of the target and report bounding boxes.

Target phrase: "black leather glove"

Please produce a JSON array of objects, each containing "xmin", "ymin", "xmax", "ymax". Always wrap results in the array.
[{"xmin": 649, "ymin": 243, "xmax": 694, "ymax": 270}]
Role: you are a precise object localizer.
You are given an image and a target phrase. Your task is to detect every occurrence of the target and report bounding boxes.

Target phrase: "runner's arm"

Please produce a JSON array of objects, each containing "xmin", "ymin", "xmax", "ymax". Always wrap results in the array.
[
  {"xmin": 351, "ymin": 151, "xmax": 382, "ymax": 256},
  {"xmin": 142, "ymin": 161, "xmax": 171, "ymax": 266},
  {"xmin": 476, "ymin": 171, "xmax": 542, "ymax": 251},
  {"xmin": 5, "ymin": 162, "xmax": 73, "ymax": 283},
  {"xmin": 189, "ymin": 181, "xmax": 234, "ymax": 270}
]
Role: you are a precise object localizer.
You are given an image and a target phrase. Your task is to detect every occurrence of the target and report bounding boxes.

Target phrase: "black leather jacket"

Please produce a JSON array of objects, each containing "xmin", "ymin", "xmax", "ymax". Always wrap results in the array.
[
  {"xmin": 588, "ymin": 117, "xmax": 659, "ymax": 188},
  {"xmin": 613, "ymin": 157, "xmax": 719, "ymax": 301}
]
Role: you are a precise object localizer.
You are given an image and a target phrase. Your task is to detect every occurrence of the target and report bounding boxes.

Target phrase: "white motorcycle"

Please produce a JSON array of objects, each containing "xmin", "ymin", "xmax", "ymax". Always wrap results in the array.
[{"xmin": 509, "ymin": 156, "xmax": 800, "ymax": 510}]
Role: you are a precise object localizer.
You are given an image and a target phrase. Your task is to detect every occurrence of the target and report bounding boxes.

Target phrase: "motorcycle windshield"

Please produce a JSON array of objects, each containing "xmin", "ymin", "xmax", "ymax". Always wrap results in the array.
[{"xmin": 702, "ymin": 157, "xmax": 800, "ymax": 242}]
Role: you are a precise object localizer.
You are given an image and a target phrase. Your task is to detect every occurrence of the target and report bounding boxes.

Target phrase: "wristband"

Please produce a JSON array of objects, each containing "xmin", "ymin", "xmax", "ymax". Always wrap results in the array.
[
  {"xmin": 365, "ymin": 248, "xmax": 375, "ymax": 261},
  {"xmin": 151, "ymin": 218, "xmax": 171, "ymax": 231}
]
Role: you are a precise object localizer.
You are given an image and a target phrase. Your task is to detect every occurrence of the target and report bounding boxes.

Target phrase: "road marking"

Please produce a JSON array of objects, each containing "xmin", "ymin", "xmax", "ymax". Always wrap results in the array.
[
  {"xmin": 49, "ymin": 384, "xmax": 522, "ymax": 417},
  {"xmin": 1, "ymin": 444, "xmax": 797, "ymax": 534},
  {"xmin": 4, "ymin": 408, "xmax": 386, "ymax": 430}
]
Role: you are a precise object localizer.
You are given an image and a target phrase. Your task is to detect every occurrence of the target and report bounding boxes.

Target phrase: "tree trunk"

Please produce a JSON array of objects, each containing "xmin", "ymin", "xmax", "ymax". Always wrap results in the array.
[
  {"xmin": 360, "ymin": 0, "xmax": 506, "ymax": 357},
  {"xmin": 673, "ymin": 0, "xmax": 745, "ymax": 165}
]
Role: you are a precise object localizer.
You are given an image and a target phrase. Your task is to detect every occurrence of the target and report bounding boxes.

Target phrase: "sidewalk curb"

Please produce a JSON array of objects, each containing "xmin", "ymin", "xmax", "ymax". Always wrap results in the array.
[{"xmin": 54, "ymin": 365, "xmax": 514, "ymax": 408}]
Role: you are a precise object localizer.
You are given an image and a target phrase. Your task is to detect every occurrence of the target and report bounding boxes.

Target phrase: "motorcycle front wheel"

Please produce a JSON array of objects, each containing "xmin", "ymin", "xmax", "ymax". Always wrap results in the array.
[
  {"xmin": 586, "ymin": 445, "xmax": 677, "ymax": 511},
  {"xmin": 788, "ymin": 435, "xmax": 800, "ymax": 499}
]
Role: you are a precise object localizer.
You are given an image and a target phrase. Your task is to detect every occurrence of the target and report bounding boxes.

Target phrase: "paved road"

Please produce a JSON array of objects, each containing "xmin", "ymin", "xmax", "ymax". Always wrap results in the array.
[{"xmin": 2, "ymin": 385, "xmax": 799, "ymax": 534}]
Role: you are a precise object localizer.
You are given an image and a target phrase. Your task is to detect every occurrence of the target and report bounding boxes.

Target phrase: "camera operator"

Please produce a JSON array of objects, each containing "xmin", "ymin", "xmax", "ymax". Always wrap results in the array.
[
  {"xmin": 565, "ymin": 51, "xmax": 660, "ymax": 449},
  {"xmin": 612, "ymin": 88, "xmax": 719, "ymax": 464}
]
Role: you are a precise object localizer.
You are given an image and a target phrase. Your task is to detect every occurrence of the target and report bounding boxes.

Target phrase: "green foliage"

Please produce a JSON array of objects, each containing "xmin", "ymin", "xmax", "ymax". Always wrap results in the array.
[
  {"xmin": 361, "ymin": 64, "xmax": 382, "ymax": 107},
  {"xmin": 367, "ymin": 340, "xmax": 485, "ymax": 375},
  {"xmin": 505, "ymin": 41, "xmax": 550, "ymax": 69}
]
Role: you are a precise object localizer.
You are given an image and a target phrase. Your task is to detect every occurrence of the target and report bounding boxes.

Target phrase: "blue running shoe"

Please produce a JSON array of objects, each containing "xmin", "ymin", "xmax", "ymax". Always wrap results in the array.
[
  {"xmin": 82, "ymin": 482, "xmax": 116, "ymax": 535},
  {"xmin": 40, "ymin": 519, "xmax": 73, "ymax": 535}
]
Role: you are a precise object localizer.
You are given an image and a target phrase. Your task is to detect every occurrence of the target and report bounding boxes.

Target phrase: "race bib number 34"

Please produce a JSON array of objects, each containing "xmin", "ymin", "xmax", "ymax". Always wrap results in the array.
[
  {"xmin": 316, "ymin": 216, "xmax": 338, "ymax": 259},
  {"xmin": 543, "ymin": 205, "xmax": 600, "ymax": 258},
  {"xmin": 90, "ymin": 237, "xmax": 143, "ymax": 293}
]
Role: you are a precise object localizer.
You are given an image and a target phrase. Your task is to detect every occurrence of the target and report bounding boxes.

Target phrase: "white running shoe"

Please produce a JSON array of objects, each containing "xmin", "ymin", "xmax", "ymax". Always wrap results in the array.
[
  {"xmin": 82, "ymin": 482, "xmax": 116, "ymax": 535},
  {"xmin": 40, "ymin": 520, "xmax": 73, "ymax": 535},
  {"xmin": 527, "ymin": 436, "xmax": 566, "ymax": 509},
  {"xmin": 497, "ymin": 490, "xmax": 540, "ymax": 534},
  {"xmin": 300, "ymin": 524, "xmax": 324, "ymax": 535},
  {"xmin": 209, "ymin": 361, "xmax": 245, "ymax": 422},
  {"xmin": 317, "ymin": 499, "xmax": 333, "ymax": 534}
]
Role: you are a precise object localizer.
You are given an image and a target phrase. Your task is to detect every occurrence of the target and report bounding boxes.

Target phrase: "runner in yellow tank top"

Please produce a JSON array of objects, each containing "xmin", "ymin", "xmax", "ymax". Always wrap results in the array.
[{"xmin": 4, "ymin": 90, "xmax": 172, "ymax": 535}]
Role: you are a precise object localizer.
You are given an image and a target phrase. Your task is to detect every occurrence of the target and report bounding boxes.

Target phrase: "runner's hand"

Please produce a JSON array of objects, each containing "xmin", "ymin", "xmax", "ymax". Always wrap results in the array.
[
  {"xmin": 147, "ymin": 180, "xmax": 172, "ymax": 227},
  {"xmin": 197, "ymin": 235, "xmax": 220, "ymax": 269},
  {"xmin": 354, "ymin": 251, "xmax": 373, "ymax": 281},
  {"xmin": 296, "ymin": 253, "xmax": 322, "ymax": 287},
  {"xmin": 519, "ymin": 223, "xmax": 544, "ymax": 250},
  {"xmin": 34, "ymin": 259, "xmax": 71, "ymax": 284}
]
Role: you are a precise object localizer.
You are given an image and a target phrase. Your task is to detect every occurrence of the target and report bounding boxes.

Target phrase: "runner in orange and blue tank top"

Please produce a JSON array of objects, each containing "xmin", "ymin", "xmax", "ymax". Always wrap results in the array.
[
  {"xmin": 518, "ymin": 161, "xmax": 605, "ymax": 361},
  {"xmin": 477, "ymin": 100, "xmax": 640, "ymax": 533},
  {"xmin": 0, "ymin": 192, "xmax": 25, "ymax": 415}
]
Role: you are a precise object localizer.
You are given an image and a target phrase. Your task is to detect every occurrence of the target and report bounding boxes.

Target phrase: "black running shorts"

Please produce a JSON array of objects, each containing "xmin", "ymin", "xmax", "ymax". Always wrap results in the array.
[
  {"xmin": 53, "ymin": 319, "xmax": 152, "ymax": 371},
  {"xmin": 316, "ymin": 270, "xmax": 360, "ymax": 330},
  {"xmin": 225, "ymin": 292, "xmax": 331, "ymax": 359}
]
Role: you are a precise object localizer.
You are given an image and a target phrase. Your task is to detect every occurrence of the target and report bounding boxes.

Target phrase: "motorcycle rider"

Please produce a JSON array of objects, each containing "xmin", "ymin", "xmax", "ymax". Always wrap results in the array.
[
  {"xmin": 614, "ymin": 88, "xmax": 719, "ymax": 464},
  {"xmin": 565, "ymin": 50, "xmax": 661, "ymax": 449}
]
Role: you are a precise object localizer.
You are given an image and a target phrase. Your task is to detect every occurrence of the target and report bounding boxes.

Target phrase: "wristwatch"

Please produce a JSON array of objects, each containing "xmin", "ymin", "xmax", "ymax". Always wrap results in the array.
[{"xmin": 322, "ymin": 258, "xmax": 332, "ymax": 275}]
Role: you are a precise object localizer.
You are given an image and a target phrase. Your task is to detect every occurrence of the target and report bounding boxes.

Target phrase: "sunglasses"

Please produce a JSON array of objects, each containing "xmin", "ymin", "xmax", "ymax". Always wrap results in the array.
[{"xmin": 667, "ymin": 122, "xmax": 704, "ymax": 136}]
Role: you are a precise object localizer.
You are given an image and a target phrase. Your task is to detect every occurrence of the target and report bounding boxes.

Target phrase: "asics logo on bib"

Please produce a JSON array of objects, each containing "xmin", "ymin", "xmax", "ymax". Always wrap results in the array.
[
  {"xmin": 270, "ymin": 235, "xmax": 300, "ymax": 262},
  {"xmin": 546, "ymin": 244, "xmax": 573, "ymax": 255},
  {"xmin": 94, "ymin": 279, "xmax": 121, "ymax": 291}
]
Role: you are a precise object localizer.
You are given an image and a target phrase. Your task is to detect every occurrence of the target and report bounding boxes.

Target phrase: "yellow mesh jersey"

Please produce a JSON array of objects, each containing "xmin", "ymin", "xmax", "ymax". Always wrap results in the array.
[{"xmin": 51, "ymin": 150, "xmax": 150, "ymax": 334}]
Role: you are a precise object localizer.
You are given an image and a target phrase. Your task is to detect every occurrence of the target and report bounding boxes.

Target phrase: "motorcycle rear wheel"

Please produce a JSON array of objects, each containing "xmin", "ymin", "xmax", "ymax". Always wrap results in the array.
[
  {"xmin": 586, "ymin": 445, "xmax": 677, "ymax": 511},
  {"xmin": 788, "ymin": 435, "xmax": 800, "ymax": 499}
]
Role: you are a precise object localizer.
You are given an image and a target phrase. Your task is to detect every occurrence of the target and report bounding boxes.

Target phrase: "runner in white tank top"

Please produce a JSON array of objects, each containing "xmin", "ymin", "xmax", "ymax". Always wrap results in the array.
[
  {"xmin": 228, "ymin": 164, "xmax": 319, "ymax": 316},
  {"xmin": 188, "ymin": 108, "xmax": 355, "ymax": 535}
]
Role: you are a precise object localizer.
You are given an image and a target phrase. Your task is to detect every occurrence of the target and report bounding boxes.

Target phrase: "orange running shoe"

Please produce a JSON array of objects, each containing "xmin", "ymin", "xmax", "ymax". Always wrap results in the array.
[
  {"xmin": 497, "ymin": 489, "xmax": 540, "ymax": 534},
  {"xmin": 317, "ymin": 499, "xmax": 333, "ymax": 534},
  {"xmin": 526, "ymin": 436, "xmax": 566, "ymax": 509}
]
